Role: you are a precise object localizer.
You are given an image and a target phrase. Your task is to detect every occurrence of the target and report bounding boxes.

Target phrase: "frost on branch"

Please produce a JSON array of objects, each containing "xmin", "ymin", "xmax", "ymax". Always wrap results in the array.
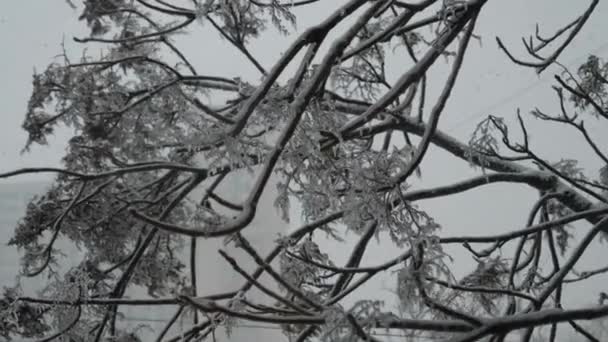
[
  {"xmin": 331, "ymin": 18, "xmax": 390, "ymax": 103},
  {"xmin": 279, "ymin": 239, "xmax": 332, "ymax": 299},
  {"xmin": 569, "ymin": 55, "xmax": 608, "ymax": 113},
  {"xmin": 468, "ymin": 115, "xmax": 507, "ymax": 157},
  {"xmin": 0, "ymin": 287, "xmax": 50, "ymax": 340},
  {"xmin": 458, "ymin": 257, "xmax": 509, "ymax": 314},
  {"xmin": 78, "ymin": 0, "xmax": 127, "ymax": 36}
]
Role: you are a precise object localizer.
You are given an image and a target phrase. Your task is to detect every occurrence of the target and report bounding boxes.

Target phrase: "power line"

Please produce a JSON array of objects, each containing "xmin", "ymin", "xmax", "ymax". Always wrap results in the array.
[{"xmin": 445, "ymin": 38, "xmax": 608, "ymax": 132}]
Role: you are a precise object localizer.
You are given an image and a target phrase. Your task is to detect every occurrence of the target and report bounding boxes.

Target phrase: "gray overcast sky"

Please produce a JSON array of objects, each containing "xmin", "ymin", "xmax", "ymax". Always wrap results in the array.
[{"xmin": 1, "ymin": 1, "xmax": 608, "ymax": 339}]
